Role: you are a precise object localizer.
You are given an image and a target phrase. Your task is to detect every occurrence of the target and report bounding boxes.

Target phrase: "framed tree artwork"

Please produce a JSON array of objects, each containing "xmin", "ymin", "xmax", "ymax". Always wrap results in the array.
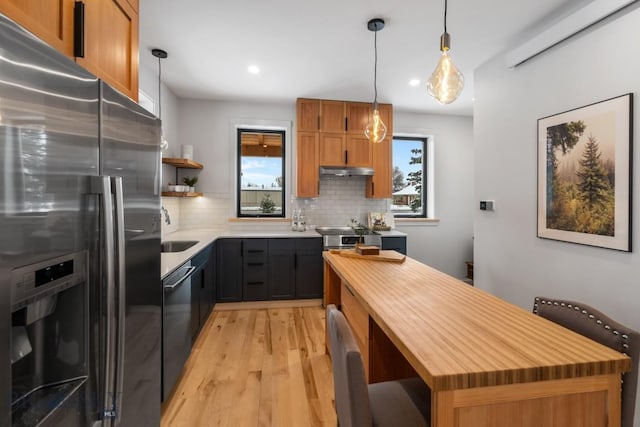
[{"xmin": 537, "ymin": 93, "xmax": 633, "ymax": 251}]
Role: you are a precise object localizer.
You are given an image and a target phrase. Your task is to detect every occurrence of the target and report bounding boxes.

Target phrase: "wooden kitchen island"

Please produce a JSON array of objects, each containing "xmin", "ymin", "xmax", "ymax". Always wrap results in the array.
[{"xmin": 323, "ymin": 252, "xmax": 631, "ymax": 427}]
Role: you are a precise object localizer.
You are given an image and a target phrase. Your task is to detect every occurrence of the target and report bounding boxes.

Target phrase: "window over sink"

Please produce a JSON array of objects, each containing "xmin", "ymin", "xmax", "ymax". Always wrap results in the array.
[{"xmin": 236, "ymin": 128, "xmax": 285, "ymax": 218}]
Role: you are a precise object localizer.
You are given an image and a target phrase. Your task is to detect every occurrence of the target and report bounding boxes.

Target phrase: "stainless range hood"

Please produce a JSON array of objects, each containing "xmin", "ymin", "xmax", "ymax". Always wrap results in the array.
[{"xmin": 319, "ymin": 166, "xmax": 374, "ymax": 177}]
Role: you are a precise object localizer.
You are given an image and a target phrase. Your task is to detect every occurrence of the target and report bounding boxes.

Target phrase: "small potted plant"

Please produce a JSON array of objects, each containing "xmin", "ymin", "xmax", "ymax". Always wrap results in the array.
[
  {"xmin": 183, "ymin": 176, "xmax": 198, "ymax": 193},
  {"xmin": 350, "ymin": 218, "xmax": 367, "ymax": 245},
  {"xmin": 260, "ymin": 194, "xmax": 276, "ymax": 214}
]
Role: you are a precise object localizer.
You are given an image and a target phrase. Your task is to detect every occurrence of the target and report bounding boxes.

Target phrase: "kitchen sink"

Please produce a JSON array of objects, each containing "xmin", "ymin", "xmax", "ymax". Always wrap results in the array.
[{"xmin": 161, "ymin": 240, "xmax": 198, "ymax": 253}]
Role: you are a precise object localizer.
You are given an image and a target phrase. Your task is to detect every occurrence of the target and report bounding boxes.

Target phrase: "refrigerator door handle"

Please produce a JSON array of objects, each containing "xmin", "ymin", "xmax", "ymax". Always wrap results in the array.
[
  {"xmin": 112, "ymin": 176, "xmax": 126, "ymax": 425},
  {"xmin": 93, "ymin": 176, "xmax": 117, "ymax": 420}
]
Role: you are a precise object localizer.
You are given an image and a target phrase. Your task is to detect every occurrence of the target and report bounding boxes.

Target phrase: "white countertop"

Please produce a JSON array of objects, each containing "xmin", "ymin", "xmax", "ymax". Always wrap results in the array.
[
  {"xmin": 375, "ymin": 229, "xmax": 407, "ymax": 237},
  {"xmin": 161, "ymin": 228, "xmax": 407, "ymax": 279},
  {"xmin": 161, "ymin": 228, "xmax": 321, "ymax": 279}
]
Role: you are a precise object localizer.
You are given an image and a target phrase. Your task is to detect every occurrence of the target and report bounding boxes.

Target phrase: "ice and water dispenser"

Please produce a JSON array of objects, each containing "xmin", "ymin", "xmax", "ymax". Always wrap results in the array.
[{"xmin": 10, "ymin": 251, "xmax": 88, "ymax": 426}]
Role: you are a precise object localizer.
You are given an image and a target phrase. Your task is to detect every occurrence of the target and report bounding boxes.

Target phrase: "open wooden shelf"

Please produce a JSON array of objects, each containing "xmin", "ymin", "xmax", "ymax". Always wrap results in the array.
[
  {"xmin": 161, "ymin": 191, "xmax": 203, "ymax": 198},
  {"xmin": 162, "ymin": 157, "xmax": 203, "ymax": 169}
]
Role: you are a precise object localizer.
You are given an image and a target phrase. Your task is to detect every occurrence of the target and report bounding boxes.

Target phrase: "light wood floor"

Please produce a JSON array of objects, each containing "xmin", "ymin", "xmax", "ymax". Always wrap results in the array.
[{"xmin": 161, "ymin": 306, "xmax": 337, "ymax": 427}]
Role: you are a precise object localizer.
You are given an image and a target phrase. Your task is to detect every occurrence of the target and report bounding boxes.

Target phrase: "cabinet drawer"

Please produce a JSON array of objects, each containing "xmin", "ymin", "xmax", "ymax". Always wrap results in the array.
[
  {"xmin": 295, "ymin": 237, "xmax": 322, "ymax": 252},
  {"xmin": 243, "ymin": 239, "xmax": 267, "ymax": 263},
  {"xmin": 341, "ymin": 282, "xmax": 369, "ymax": 346},
  {"xmin": 268, "ymin": 238, "xmax": 295, "ymax": 251}
]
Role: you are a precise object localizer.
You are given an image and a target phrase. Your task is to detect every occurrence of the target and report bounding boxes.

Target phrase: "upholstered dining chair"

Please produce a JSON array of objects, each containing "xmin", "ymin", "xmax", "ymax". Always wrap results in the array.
[
  {"xmin": 326, "ymin": 304, "xmax": 430, "ymax": 427},
  {"xmin": 533, "ymin": 297, "xmax": 640, "ymax": 427}
]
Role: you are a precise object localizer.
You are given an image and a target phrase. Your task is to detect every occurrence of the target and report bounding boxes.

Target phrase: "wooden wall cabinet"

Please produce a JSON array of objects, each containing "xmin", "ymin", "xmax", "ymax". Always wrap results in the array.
[
  {"xmin": 1, "ymin": 0, "xmax": 139, "ymax": 102},
  {"xmin": 296, "ymin": 131, "xmax": 319, "ymax": 197},
  {"xmin": 296, "ymin": 98, "xmax": 320, "ymax": 132},
  {"xmin": 296, "ymin": 97, "xmax": 393, "ymax": 198},
  {"xmin": 76, "ymin": 0, "xmax": 139, "ymax": 101},
  {"xmin": 366, "ymin": 136, "xmax": 392, "ymax": 198},
  {"xmin": 320, "ymin": 100, "xmax": 346, "ymax": 133},
  {"xmin": 0, "ymin": 0, "xmax": 76, "ymax": 57}
]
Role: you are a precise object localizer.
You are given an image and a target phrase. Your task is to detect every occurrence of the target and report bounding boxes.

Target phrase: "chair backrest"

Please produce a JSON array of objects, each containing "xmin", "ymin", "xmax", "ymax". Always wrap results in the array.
[
  {"xmin": 533, "ymin": 297, "xmax": 640, "ymax": 427},
  {"xmin": 326, "ymin": 304, "xmax": 372, "ymax": 427}
]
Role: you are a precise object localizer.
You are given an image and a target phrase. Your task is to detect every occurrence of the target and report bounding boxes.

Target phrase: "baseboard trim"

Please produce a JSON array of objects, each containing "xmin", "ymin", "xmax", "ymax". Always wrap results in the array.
[{"xmin": 213, "ymin": 299, "xmax": 323, "ymax": 311}]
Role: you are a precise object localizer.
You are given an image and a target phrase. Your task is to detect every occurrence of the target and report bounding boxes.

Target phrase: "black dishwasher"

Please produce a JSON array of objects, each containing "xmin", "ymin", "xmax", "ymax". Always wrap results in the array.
[{"xmin": 162, "ymin": 261, "xmax": 196, "ymax": 401}]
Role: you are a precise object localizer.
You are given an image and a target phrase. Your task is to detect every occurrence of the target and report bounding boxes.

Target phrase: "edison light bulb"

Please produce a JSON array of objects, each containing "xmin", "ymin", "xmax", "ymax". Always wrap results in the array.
[
  {"xmin": 364, "ymin": 108, "xmax": 387, "ymax": 143},
  {"xmin": 427, "ymin": 50, "xmax": 464, "ymax": 105}
]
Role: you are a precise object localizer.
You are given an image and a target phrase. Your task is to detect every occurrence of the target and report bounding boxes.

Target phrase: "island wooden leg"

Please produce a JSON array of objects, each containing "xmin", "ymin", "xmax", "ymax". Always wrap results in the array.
[{"xmin": 324, "ymin": 261, "xmax": 341, "ymax": 354}]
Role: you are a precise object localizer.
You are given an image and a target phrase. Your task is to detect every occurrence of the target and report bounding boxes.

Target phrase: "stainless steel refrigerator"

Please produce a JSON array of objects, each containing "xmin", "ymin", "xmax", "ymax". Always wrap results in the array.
[{"xmin": 0, "ymin": 14, "xmax": 162, "ymax": 427}]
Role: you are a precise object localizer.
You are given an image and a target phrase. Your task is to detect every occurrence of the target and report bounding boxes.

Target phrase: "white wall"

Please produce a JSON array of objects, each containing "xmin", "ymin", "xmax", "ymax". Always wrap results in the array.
[
  {"xmin": 474, "ymin": 7, "xmax": 640, "ymax": 423},
  {"xmin": 394, "ymin": 112, "xmax": 474, "ymax": 278}
]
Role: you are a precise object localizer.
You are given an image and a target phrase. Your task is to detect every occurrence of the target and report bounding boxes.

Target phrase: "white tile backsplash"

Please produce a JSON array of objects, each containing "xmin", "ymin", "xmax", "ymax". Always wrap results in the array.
[
  {"xmin": 295, "ymin": 176, "xmax": 388, "ymax": 228},
  {"xmin": 178, "ymin": 194, "xmax": 232, "ymax": 230},
  {"xmin": 164, "ymin": 176, "xmax": 389, "ymax": 233},
  {"xmin": 160, "ymin": 197, "xmax": 180, "ymax": 237}
]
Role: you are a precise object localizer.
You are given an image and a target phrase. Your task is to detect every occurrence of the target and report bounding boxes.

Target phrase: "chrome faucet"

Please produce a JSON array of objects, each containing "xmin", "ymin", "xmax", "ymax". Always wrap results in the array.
[{"xmin": 161, "ymin": 205, "xmax": 171, "ymax": 225}]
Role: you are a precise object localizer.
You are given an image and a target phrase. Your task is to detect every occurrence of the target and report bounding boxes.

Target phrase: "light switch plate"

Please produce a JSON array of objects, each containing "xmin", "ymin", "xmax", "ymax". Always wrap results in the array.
[{"xmin": 480, "ymin": 200, "xmax": 495, "ymax": 211}]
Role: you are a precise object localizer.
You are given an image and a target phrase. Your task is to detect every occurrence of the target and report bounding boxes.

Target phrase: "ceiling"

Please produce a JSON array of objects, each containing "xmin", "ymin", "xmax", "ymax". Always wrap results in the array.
[{"xmin": 139, "ymin": 0, "xmax": 591, "ymax": 116}]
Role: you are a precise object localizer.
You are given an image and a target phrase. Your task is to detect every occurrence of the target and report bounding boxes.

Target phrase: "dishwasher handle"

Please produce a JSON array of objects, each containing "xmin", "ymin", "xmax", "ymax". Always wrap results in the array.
[{"xmin": 163, "ymin": 266, "xmax": 196, "ymax": 291}]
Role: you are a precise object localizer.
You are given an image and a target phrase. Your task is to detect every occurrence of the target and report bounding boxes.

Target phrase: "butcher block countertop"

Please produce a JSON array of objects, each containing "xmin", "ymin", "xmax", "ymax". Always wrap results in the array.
[{"xmin": 322, "ymin": 252, "xmax": 631, "ymax": 392}]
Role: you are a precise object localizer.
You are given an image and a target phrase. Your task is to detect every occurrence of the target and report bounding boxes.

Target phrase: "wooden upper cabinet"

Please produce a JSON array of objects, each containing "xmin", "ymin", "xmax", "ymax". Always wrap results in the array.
[
  {"xmin": 347, "ymin": 102, "xmax": 393, "ymax": 137},
  {"xmin": 296, "ymin": 97, "xmax": 393, "ymax": 196},
  {"xmin": 366, "ymin": 104, "xmax": 393, "ymax": 198},
  {"xmin": 320, "ymin": 100, "xmax": 346, "ymax": 133},
  {"xmin": 0, "ymin": 0, "xmax": 139, "ymax": 102},
  {"xmin": 346, "ymin": 102, "xmax": 372, "ymax": 134},
  {"xmin": 297, "ymin": 98, "xmax": 319, "ymax": 132},
  {"xmin": 77, "ymin": 0, "xmax": 139, "ymax": 101},
  {"xmin": 0, "ymin": 0, "xmax": 76, "ymax": 57},
  {"xmin": 345, "ymin": 135, "xmax": 372, "ymax": 168},
  {"xmin": 319, "ymin": 133, "xmax": 346, "ymax": 166},
  {"xmin": 296, "ymin": 132, "xmax": 319, "ymax": 197},
  {"xmin": 367, "ymin": 137, "xmax": 392, "ymax": 198}
]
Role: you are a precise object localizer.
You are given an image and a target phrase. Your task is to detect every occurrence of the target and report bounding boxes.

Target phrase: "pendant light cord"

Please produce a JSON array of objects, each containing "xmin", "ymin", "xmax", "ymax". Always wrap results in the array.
[
  {"xmin": 157, "ymin": 56, "xmax": 162, "ymax": 120},
  {"xmin": 373, "ymin": 27, "xmax": 378, "ymax": 107},
  {"xmin": 444, "ymin": 0, "xmax": 448, "ymax": 33}
]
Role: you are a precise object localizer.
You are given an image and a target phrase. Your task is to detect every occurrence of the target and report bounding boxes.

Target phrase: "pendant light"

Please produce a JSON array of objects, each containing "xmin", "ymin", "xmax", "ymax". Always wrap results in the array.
[
  {"xmin": 365, "ymin": 18, "xmax": 387, "ymax": 144},
  {"xmin": 426, "ymin": 0, "xmax": 464, "ymax": 105},
  {"xmin": 152, "ymin": 48, "xmax": 169, "ymax": 151}
]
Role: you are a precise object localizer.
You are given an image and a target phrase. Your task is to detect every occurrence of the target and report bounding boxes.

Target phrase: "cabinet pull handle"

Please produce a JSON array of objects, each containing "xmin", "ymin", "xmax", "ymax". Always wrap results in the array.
[
  {"xmin": 345, "ymin": 117, "xmax": 348, "ymax": 131},
  {"xmin": 247, "ymin": 249, "xmax": 264, "ymax": 253},
  {"xmin": 247, "ymin": 281, "xmax": 264, "ymax": 285},
  {"xmin": 73, "ymin": 1, "xmax": 85, "ymax": 57},
  {"xmin": 247, "ymin": 262, "xmax": 264, "ymax": 266},
  {"xmin": 317, "ymin": 115, "xmax": 320, "ymax": 130},
  {"xmin": 294, "ymin": 253, "xmax": 298, "ymax": 270},
  {"xmin": 345, "ymin": 150, "xmax": 348, "ymax": 165}
]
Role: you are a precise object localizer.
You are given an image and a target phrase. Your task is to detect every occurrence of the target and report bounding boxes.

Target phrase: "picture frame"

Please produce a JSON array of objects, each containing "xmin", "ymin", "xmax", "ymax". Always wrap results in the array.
[
  {"xmin": 368, "ymin": 212, "xmax": 395, "ymax": 231},
  {"xmin": 537, "ymin": 93, "xmax": 633, "ymax": 251}
]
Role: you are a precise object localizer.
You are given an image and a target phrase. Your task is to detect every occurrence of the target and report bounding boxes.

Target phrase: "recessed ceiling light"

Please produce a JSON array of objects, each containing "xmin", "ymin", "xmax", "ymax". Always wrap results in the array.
[
  {"xmin": 248, "ymin": 65, "xmax": 260, "ymax": 74},
  {"xmin": 409, "ymin": 79, "xmax": 420, "ymax": 87}
]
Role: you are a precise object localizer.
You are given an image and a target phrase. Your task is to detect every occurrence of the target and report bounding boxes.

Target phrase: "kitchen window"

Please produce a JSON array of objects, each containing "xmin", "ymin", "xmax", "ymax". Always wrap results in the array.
[
  {"xmin": 237, "ymin": 128, "xmax": 286, "ymax": 217},
  {"xmin": 391, "ymin": 136, "xmax": 427, "ymax": 218}
]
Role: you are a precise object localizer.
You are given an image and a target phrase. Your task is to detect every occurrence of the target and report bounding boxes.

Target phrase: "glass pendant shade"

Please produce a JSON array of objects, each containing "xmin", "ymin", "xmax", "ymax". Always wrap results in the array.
[
  {"xmin": 427, "ymin": 31, "xmax": 464, "ymax": 105},
  {"xmin": 365, "ymin": 108, "xmax": 387, "ymax": 143}
]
